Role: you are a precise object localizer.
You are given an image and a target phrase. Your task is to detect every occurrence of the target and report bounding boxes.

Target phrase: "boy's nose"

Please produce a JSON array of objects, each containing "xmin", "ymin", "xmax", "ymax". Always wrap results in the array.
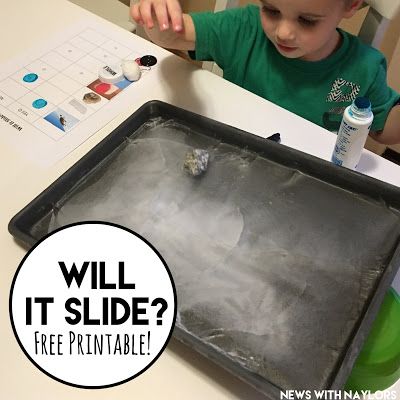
[{"xmin": 276, "ymin": 21, "xmax": 295, "ymax": 42}]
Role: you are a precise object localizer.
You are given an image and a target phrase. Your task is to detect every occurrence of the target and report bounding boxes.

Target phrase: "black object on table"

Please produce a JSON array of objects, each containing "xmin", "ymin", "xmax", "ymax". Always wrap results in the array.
[{"xmin": 8, "ymin": 100, "xmax": 400, "ymax": 398}]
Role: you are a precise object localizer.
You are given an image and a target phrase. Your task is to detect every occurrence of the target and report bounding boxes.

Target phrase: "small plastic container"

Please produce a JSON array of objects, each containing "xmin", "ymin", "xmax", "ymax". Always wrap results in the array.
[
  {"xmin": 345, "ymin": 288, "xmax": 400, "ymax": 392},
  {"xmin": 331, "ymin": 97, "xmax": 374, "ymax": 170}
]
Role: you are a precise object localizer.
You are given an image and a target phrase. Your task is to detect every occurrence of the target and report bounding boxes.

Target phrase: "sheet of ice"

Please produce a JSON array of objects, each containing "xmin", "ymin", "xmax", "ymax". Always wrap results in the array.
[{"xmin": 41, "ymin": 118, "xmax": 400, "ymax": 390}]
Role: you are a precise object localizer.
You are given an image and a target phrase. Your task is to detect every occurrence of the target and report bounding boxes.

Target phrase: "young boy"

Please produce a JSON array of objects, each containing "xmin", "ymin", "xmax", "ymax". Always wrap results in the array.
[{"xmin": 131, "ymin": 0, "xmax": 400, "ymax": 145}]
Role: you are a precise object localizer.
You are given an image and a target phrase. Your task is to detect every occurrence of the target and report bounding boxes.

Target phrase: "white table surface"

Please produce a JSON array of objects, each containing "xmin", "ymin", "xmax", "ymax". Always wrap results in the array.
[{"xmin": 0, "ymin": 0, "xmax": 399, "ymax": 398}]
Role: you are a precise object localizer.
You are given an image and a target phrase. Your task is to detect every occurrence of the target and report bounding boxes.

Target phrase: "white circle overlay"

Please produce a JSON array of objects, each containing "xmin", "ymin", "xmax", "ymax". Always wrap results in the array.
[{"xmin": 10, "ymin": 222, "xmax": 176, "ymax": 388}]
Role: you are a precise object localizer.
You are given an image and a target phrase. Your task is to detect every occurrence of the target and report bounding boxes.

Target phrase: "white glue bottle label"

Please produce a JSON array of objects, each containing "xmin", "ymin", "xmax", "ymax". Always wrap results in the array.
[{"xmin": 331, "ymin": 97, "xmax": 374, "ymax": 170}]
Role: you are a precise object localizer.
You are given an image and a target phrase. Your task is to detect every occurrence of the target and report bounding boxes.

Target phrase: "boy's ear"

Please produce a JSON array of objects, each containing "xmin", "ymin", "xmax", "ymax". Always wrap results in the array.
[{"xmin": 343, "ymin": 0, "xmax": 363, "ymax": 18}]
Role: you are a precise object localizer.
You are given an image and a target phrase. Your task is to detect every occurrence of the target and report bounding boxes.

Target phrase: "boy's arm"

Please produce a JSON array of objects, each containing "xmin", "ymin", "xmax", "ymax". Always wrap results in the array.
[
  {"xmin": 370, "ymin": 104, "xmax": 400, "ymax": 145},
  {"xmin": 131, "ymin": 1, "xmax": 195, "ymax": 51}
]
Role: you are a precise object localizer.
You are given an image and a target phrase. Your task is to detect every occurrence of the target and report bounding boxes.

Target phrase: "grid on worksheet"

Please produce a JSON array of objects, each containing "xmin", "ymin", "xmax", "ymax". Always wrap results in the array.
[{"xmin": 0, "ymin": 28, "xmax": 142, "ymax": 141}]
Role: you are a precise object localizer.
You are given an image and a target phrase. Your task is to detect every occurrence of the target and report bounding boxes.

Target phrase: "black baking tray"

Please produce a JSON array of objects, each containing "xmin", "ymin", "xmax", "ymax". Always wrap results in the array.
[{"xmin": 9, "ymin": 100, "xmax": 400, "ymax": 398}]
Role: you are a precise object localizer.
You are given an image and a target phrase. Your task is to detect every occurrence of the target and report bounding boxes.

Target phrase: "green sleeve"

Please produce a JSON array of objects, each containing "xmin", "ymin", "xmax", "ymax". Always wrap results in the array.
[
  {"xmin": 188, "ymin": 6, "xmax": 256, "ymax": 71},
  {"xmin": 367, "ymin": 58, "xmax": 400, "ymax": 131}
]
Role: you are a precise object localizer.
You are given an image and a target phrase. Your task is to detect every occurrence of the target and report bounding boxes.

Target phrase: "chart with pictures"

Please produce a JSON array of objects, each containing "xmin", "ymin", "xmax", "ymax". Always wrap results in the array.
[{"xmin": 0, "ymin": 20, "xmax": 161, "ymax": 166}]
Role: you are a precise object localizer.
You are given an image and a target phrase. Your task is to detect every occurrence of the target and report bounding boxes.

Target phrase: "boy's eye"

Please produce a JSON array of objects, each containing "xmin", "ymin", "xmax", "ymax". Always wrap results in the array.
[
  {"xmin": 262, "ymin": 6, "xmax": 280, "ymax": 17},
  {"xmin": 298, "ymin": 17, "xmax": 318, "ymax": 27}
]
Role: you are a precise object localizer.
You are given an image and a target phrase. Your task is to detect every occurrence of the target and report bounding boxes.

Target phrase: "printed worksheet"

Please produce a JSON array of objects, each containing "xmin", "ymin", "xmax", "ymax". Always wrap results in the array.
[{"xmin": 0, "ymin": 18, "xmax": 161, "ymax": 166}]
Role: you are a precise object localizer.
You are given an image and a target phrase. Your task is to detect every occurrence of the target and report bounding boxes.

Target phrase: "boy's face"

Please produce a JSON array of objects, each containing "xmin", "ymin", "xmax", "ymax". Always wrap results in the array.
[{"xmin": 259, "ymin": 0, "xmax": 358, "ymax": 61}]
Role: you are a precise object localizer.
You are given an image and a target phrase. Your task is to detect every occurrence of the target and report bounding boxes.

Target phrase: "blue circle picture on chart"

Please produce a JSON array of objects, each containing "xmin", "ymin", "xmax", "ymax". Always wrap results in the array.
[
  {"xmin": 32, "ymin": 99, "xmax": 47, "ymax": 109},
  {"xmin": 23, "ymin": 73, "xmax": 38, "ymax": 83}
]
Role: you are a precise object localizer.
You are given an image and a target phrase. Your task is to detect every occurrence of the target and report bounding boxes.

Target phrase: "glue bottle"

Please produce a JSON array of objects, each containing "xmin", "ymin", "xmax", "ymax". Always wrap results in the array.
[{"xmin": 331, "ymin": 97, "xmax": 374, "ymax": 170}]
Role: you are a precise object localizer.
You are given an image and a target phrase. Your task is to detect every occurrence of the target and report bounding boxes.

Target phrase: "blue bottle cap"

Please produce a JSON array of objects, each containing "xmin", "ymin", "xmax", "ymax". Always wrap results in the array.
[
  {"xmin": 23, "ymin": 73, "xmax": 39, "ymax": 83},
  {"xmin": 32, "ymin": 98, "xmax": 47, "ymax": 109},
  {"xmin": 354, "ymin": 97, "xmax": 371, "ymax": 110}
]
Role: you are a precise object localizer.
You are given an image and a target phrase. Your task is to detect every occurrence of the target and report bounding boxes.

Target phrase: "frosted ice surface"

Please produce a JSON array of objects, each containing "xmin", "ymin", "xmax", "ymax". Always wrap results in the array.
[{"xmin": 44, "ymin": 118, "xmax": 400, "ymax": 390}]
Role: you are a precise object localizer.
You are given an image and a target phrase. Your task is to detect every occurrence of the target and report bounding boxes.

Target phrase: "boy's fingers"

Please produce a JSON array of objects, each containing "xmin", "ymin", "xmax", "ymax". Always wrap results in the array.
[
  {"xmin": 131, "ymin": 4, "xmax": 144, "ymax": 25},
  {"xmin": 166, "ymin": 0, "xmax": 183, "ymax": 32},
  {"xmin": 140, "ymin": 1, "xmax": 154, "ymax": 29},
  {"xmin": 153, "ymin": 2, "xmax": 169, "ymax": 30}
]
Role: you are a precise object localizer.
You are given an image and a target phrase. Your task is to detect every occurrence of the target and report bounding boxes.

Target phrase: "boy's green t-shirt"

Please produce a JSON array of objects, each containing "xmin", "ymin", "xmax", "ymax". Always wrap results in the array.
[{"xmin": 189, "ymin": 5, "xmax": 400, "ymax": 132}]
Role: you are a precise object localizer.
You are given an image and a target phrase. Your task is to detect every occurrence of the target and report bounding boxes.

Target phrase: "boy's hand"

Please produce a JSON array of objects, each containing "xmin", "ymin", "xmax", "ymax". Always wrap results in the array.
[
  {"xmin": 130, "ymin": 0, "xmax": 195, "ymax": 51},
  {"xmin": 131, "ymin": 0, "xmax": 184, "ymax": 33}
]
